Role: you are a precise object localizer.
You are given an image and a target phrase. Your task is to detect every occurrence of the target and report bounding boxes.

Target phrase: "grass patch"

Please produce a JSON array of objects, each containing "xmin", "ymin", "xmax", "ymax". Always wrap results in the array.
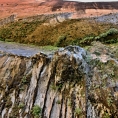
[
  {"xmin": 55, "ymin": 35, "xmax": 66, "ymax": 47},
  {"xmin": 18, "ymin": 103, "xmax": 25, "ymax": 109},
  {"xmin": 75, "ymin": 107, "xmax": 82, "ymax": 116},
  {"xmin": 32, "ymin": 105, "xmax": 42, "ymax": 118},
  {"xmin": 40, "ymin": 45, "xmax": 59, "ymax": 51}
]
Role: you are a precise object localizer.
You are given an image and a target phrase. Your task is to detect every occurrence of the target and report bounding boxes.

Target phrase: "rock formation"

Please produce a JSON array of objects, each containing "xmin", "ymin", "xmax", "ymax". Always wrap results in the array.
[
  {"xmin": 0, "ymin": 42, "xmax": 118, "ymax": 118},
  {"xmin": 0, "ymin": 0, "xmax": 118, "ymax": 19},
  {"xmin": 0, "ymin": 15, "xmax": 16, "ymax": 26}
]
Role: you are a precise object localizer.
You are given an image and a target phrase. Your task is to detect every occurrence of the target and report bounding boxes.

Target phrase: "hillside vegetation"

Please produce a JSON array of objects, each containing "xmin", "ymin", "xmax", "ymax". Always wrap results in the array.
[{"xmin": 0, "ymin": 18, "xmax": 118, "ymax": 47}]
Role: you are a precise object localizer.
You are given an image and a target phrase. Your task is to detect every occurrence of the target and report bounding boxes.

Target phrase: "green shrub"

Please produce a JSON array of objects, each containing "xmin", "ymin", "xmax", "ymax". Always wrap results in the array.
[
  {"xmin": 80, "ymin": 36, "xmax": 94, "ymax": 46},
  {"xmin": 75, "ymin": 107, "xmax": 82, "ymax": 116},
  {"xmin": 18, "ymin": 103, "xmax": 25, "ymax": 109},
  {"xmin": 107, "ymin": 28, "xmax": 118, "ymax": 35},
  {"xmin": 21, "ymin": 76, "xmax": 27, "ymax": 84},
  {"xmin": 32, "ymin": 105, "xmax": 42, "ymax": 118},
  {"xmin": 5, "ymin": 39, "xmax": 14, "ymax": 42},
  {"xmin": 50, "ymin": 83, "xmax": 57, "ymax": 91},
  {"xmin": 0, "ymin": 28, "xmax": 12, "ymax": 39},
  {"xmin": 71, "ymin": 38, "xmax": 80, "ymax": 45},
  {"xmin": 55, "ymin": 35, "xmax": 66, "ymax": 47},
  {"xmin": 56, "ymin": 100, "xmax": 61, "ymax": 104},
  {"xmin": 95, "ymin": 28, "xmax": 118, "ymax": 43},
  {"xmin": 80, "ymin": 28, "xmax": 118, "ymax": 46},
  {"xmin": 104, "ymin": 38, "xmax": 118, "ymax": 44},
  {"xmin": 103, "ymin": 112, "xmax": 110, "ymax": 118},
  {"xmin": 0, "ymin": 37, "xmax": 5, "ymax": 41}
]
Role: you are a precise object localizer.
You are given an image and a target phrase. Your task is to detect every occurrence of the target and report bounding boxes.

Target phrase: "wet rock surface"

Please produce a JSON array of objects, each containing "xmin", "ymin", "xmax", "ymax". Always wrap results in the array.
[{"xmin": 0, "ymin": 43, "xmax": 118, "ymax": 118}]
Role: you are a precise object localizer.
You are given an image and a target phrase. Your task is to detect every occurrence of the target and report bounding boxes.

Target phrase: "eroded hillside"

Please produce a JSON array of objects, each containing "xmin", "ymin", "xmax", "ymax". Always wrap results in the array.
[
  {"xmin": 0, "ymin": 0, "xmax": 118, "ymax": 19},
  {"xmin": 0, "ymin": 16, "xmax": 118, "ymax": 47}
]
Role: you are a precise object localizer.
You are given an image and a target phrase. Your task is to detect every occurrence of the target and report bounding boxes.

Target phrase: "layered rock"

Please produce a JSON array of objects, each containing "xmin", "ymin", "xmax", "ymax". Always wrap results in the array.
[
  {"xmin": 0, "ymin": 43, "xmax": 118, "ymax": 118},
  {"xmin": 0, "ymin": 0, "xmax": 118, "ymax": 19}
]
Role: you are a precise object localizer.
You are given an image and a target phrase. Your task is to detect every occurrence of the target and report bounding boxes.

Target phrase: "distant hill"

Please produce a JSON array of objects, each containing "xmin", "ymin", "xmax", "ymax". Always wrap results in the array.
[{"xmin": 0, "ymin": 0, "xmax": 118, "ymax": 19}]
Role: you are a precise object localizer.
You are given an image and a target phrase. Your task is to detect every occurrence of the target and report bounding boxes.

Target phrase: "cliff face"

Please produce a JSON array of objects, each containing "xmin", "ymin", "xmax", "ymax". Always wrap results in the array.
[
  {"xmin": 0, "ymin": 0, "xmax": 118, "ymax": 19},
  {"xmin": 0, "ymin": 42, "xmax": 118, "ymax": 118}
]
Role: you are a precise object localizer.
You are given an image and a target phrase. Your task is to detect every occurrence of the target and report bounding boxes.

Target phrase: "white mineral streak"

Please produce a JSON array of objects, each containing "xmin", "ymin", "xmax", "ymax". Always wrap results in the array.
[
  {"xmin": 2, "ymin": 108, "xmax": 7, "ymax": 118},
  {"xmin": 25, "ymin": 60, "xmax": 44, "ymax": 113},
  {"xmin": 35, "ymin": 66, "xmax": 50, "ymax": 108}
]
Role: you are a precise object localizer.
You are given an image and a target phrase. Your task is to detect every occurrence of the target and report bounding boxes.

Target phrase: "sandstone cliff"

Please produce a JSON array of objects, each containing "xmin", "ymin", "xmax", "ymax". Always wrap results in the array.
[
  {"xmin": 0, "ymin": 0, "xmax": 118, "ymax": 19},
  {"xmin": 0, "ymin": 42, "xmax": 118, "ymax": 118}
]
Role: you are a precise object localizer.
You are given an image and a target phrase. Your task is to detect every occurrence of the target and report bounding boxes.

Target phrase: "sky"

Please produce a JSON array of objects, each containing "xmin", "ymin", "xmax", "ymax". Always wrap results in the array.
[{"xmin": 65, "ymin": 0, "xmax": 118, "ymax": 2}]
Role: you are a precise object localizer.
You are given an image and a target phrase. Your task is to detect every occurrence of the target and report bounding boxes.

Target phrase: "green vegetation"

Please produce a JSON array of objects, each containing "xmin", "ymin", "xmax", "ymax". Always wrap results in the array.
[
  {"xmin": 0, "ymin": 20, "xmax": 41, "ymax": 43},
  {"xmin": 103, "ymin": 112, "xmax": 110, "ymax": 118},
  {"xmin": 67, "ymin": 99, "xmax": 71, "ymax": 106},
  {"xmin": 40, "ymin": 45, "xmax": 59, "ymax": 51},
  {"xmin": 18, "ymin": 103, "xmax": 25, "ymax": 109},
  {"xmin": 107, "ymin": 97, "xmax": 113, "ymax": 107},
  {"xmin": 20, "ymin": 74, "xmax": 32, "ymax": 91},
  {"xmin": 80, "ymin": 28, "xmax": 118, "ymax": 46},
  {"xmin": 21, "ymin": 73, "xmax": 32, "ymax": 85},
  {"xmin": 55, "ymin": 35, "xmax": 66, "ymax": 47},
  {"xmin": 75, "ymin": 107, "xmax": 82, "ymax": 116},
  {"xmin": 50, "ymin": 83, "xmax": 57, "ymax": 91},
  {"xmin": 32, "ymin": 105, "xmax": 42, "ymax": 118},
  {"xmin": 0, "ymin": 19, "xmax": 117, "ymax": 47},
  {"xmin": 56, "ymin": 100, "xmax": 61, "ymax": 104},
  {"xmin": 21, "ymin": 76, "xmax": 27, "ymax": 84}
]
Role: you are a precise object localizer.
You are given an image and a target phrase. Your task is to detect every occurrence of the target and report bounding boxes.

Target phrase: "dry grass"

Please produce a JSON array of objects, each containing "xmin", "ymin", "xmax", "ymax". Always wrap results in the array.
[
  {"xmin": 26, "ymin": 19, "xmax": 117, "ymax": 46},
  {"xmin": 0, "ymin": 18, "xmax": 117, "ymax": 46}
]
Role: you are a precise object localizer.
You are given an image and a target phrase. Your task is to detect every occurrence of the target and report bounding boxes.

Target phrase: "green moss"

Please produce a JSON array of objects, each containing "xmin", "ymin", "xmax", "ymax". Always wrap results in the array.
[
  {"xmin": 18, "ymin": 103, "xmax": 25, "ymax": 109},
  {"xmin": 21, "ymin": 76, "xmax": 27, "ymax": 84},
  {"xmin": 67, "ymin": 99, "xmax": 71, "ymax": 107},
  {"xmin": 55, "ymin": 35, "xmax": 66, "ymax": 47},
  {"xmin": 103, "ymin": 112, "xmax": 110, "ymax": 118},
  {"xmin": 19, "ymin": 86, "xmax": 25, "ymax": 91},
  {"xmin": 107, "ymin": 97, "xmax": 113, "ymax": 107},
  {"xmin": 75, "ymin": 107, "xmax": 82, "ymax": 116},
  {"xmin": 21, "ymin": 73, "xmax": 32, "ymax": 85},
  {"xmin": 56, "ymin": 100, "xmax": 61, "ymax": 104},
  {"xmin": 50, "ymin": 83, "xmax": 57, "ymax": 91},
  {"xmin": 32, "ymin": 105, "xmax": 42, "ymax": 118},
  {"xmin": 40, "ymin": 45, "xmax": 59, "ymax": 51}
]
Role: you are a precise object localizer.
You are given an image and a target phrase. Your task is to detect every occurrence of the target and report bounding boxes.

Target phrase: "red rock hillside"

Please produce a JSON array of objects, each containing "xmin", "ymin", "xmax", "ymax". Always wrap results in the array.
[{"xmin": 0, "ymin": 0, "xmax": 118, "ymax": 19}]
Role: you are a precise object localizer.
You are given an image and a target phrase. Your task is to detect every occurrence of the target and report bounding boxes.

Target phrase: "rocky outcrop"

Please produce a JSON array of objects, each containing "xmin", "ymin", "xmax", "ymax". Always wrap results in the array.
[
  {"xmin": 0, "ymin": 15, "xmax": 16, "ymax": 26},
  {"xmin": 21, "ymin": 12, "xmax": 73, "ymax": 23},
  {"xmin": 0, "ymin": 43, "xmax": 118, "ymax": 118}
]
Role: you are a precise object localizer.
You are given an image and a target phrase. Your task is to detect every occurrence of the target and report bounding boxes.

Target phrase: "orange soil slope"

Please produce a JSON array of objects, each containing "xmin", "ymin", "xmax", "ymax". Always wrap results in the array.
[
  {"xmin": 0, "ymin": 0, "xmax": 118, "ymax": 19},
  {"xmin": 0, "ymin": 0, "xmax": 77, "ymax": 19}
]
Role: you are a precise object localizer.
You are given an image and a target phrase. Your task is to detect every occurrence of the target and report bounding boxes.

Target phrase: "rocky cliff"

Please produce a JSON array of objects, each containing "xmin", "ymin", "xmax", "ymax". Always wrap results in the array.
[
  {"xmin": 0, "ymin": 15, "xmax": 16, "ymax": 27},
  {"xmin": 0, "ymin": 42, "xmax": 118, "ymax": 118},
  {"xmin": 0, "ymin": 0, "xmax": 118, "ymax": 19}
]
